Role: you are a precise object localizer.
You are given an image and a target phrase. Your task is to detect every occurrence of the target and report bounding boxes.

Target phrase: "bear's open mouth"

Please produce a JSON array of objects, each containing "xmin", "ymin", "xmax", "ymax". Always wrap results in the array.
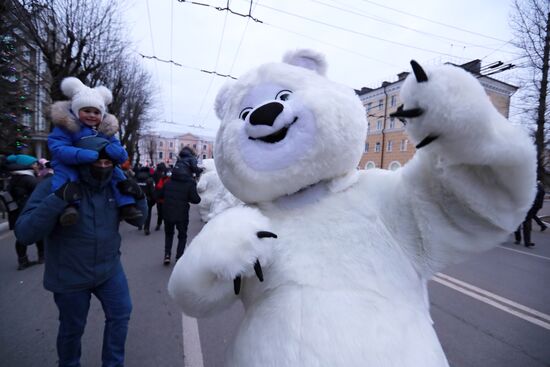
[{"xmin": 249, "ymin": 117, "xmax": 298, "ymax": 144}]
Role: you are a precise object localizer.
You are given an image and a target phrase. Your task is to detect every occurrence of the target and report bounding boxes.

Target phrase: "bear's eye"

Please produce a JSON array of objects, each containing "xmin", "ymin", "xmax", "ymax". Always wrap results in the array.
[
  {"xmin": 239, "ymin": 107, "xmax": 252, "ymax": 120},
  {"xmin": 275, "ymin": 90, "xmax": 292, "ymax": 101}
]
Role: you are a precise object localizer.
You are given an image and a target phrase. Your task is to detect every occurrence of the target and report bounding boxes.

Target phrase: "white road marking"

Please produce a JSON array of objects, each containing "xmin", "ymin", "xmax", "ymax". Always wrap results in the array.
[
  {"xmin": 433, "ymin": 273, "xmax": 550, "ymax": 330},
  {"xmin": 498, "ymin": 245, "xmax": 550, "ymax": 261},
  {"xmin": 181, "ymin": 312, "xmax": 204, "ymax": 367}
]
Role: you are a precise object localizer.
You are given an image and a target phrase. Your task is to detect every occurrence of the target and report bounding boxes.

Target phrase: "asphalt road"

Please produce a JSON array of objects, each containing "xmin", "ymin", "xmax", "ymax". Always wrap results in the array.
[{"xmin": 1, "ymin": 205, "xmax": 549, "ymax": 367}]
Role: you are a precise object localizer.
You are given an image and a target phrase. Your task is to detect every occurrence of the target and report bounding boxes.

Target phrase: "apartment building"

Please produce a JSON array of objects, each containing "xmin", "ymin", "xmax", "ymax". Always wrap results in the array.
[
  {"xmin": 137, "ymin": 131, "xmax": 214, "ymax": 167},
  {"xmin": 4, "ymin": 1, "xmax": 50, "ymax": 158},
  {"xmin": 357, "ymin": 60, "xmax": 518, "ymax": 170}
]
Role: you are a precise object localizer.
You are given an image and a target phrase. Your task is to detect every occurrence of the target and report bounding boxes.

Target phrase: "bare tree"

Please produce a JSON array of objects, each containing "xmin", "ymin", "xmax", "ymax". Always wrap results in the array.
[
  {"xmin": 510, "ymin": 0, "xmax": 550, "ymax": 182},
  {"xmin": 11, "ymin": 0, "xmax": 126, "ymax": 101},
  {"xmin": 101, "ymin": 54, "xmax": 155, "ymax": 163}
]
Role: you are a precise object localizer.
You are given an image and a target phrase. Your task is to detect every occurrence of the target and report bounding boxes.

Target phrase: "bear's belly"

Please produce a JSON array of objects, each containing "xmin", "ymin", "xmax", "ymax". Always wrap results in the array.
[{"xmin": 227, "ymin": 286, "xmax": 448, "ymax": 367}]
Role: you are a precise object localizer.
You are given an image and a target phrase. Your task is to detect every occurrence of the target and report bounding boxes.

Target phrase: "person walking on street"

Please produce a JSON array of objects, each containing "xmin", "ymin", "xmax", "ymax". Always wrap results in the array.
[
  {"xmin": 135, "ymin": 166, "xmax": 156, "ymax": 235},
  {"xmin": 515, "ymin": 180, "xmax": 546, "ymax": 247},
  {"xmin": 159, "ymin": 152, "xmax": 201, "ymax": 265},
  {"xmin": 154, "ymin": 166, "xmax": 169, "ymax": 231},
  {"xmin": 174, "ymin": 146, "xmax": 203, "ymax": 179},
  {"xmin": 5, "ymin": 154, "xmax": 44, "ymax": 270},
  {"xmin": 15, "ymin": 136, "xmax": 147, "ymax": 367}
]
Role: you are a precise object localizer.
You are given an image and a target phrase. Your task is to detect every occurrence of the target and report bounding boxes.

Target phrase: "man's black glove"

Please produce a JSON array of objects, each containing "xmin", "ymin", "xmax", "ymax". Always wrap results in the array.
[
  {"xmin": 54, "ymin": 181, "xmax": 82, "ymax": 203},
  {"xmin": 117, "ymin": 179, "xmax": 145, "ymax": 200}
]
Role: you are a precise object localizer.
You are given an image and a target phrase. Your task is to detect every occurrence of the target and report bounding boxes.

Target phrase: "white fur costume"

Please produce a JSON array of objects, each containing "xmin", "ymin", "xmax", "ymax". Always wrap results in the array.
[
  {"xmin": 168, "ymin": 50, "xmax": 536, "ymax": 367},
  {"xmin": 197, "ymin": 159, "xmax": 242, "ymax": 222}
]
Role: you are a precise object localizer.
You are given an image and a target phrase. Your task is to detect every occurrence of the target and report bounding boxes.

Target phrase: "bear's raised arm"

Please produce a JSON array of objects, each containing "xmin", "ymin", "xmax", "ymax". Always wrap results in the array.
[{"xmin": 385, "ymin": 61, "xmax": 536, "ymax": 277}]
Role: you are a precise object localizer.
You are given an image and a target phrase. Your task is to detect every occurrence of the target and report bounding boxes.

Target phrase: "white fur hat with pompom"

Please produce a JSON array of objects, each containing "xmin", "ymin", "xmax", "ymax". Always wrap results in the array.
[{"xmin": 60, "ymin": 77, "xmax": 113, "ymax": 116}]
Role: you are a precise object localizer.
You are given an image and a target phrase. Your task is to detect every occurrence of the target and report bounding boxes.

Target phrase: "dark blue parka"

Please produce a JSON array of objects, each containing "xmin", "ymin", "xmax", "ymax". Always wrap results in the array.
[{"xmin": 15, "ymin": 167, "xmax": 147, "ymax": 293}]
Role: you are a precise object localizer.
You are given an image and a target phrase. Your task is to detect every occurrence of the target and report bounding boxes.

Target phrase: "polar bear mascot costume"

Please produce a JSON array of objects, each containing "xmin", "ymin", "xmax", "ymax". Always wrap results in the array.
[
  {"xmin": 197, "ymin": 159, "xmax": 242, "ymax": 222},
  {"xmin": 168, "ymin": 49, "xmax": 536, "ymax": 367},
  {"xmin": 196, "ymin": 159, "xmax": 220, "ymax": 221}
]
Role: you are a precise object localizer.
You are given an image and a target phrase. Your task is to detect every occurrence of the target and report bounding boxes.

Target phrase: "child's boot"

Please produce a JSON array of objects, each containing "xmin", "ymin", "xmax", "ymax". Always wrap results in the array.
[
  {"xmin": 59, "ymin": 205, "xmax": 79, "ymax": 226},
  {"xmin": 120, "ymin": 205, "xmax": 143, "ymax": 221}
]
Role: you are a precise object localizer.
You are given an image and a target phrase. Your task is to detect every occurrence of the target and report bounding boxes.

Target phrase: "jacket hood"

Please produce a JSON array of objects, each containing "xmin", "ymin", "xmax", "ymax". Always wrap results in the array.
[{"xmin": 50, "ymin": 101, "xmax": 119, "ymax": 137}]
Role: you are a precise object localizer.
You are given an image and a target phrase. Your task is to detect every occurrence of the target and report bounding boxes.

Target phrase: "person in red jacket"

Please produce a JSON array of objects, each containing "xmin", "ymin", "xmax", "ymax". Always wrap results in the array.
[{"xmin": 154, "ymin": 169, "xmax": 170, "ymax": 231}]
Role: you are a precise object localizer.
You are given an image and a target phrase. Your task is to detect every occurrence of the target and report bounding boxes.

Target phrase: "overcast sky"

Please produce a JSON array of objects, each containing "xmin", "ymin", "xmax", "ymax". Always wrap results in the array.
[{"xmin": 124, "ymin": 0, "xmax": 521, "ymax": 138}]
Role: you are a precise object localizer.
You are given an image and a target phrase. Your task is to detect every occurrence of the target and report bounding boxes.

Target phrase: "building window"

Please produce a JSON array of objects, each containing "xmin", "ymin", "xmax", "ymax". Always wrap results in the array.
[
  {"xmin": 159, "ymin": 152, "xmax": 163, "ymax": 159},
  {"xmin": 387, "ymin": 140, "xmax": 393, "ymax": 152},
  {"xmin": 390, "ymin": 95, "xmax": 396, "ymax": 107},
  {"xmin": 22, "ymin": 47, "xmax": 32, "ymax": 62},
  {"xmin": 388, "ymin": 161, "xmax": 401, "ymax": 171},
  {"xmin": 203, "ymin": 145, "xmax": 207, "ymax": 150},
  {"xmin": 169, "ymin": 142, "xmax": 173, "ymax": 148},
  {"xmin": 365, "ymin": 161, "xmax": 376, "ymax": 170},
  {"xmin": 378, "ymin": 99, "xmax": 383, "ymax": 110},
  {"xmin": 364, "ymin": 142, "xmax": 369, "ymax": 152},
  {"xmin": 169, "ymin": 152, "xmax": 173, "ymax": 159},
  {"xmin": 202, "ymin": 154, "xmax": 206, "ymax": 159},
  {"xmin": 389, "ymin": 117, "xmax": 395, "ymax": 129},
  {"xmin": 22, "ymin": 112, "xmax": 32, "ymax": 126},
  {"xmin": 366, "ymin": 102, "xmax": 372, "ymax": 112},
  {"xmin": 159, "ymin": 141, "xmax": 163, "ymax": 147},
  {"xmin": 375, "ymin": 142, "xmax": 381, "ymax": 152},
  {"xmin": 400, "ymin": 139, "xmax": 408, "ymax": 151},
  {"xmin": 376, "ymin": 119, "xmax": 383, "ymax": 130}
]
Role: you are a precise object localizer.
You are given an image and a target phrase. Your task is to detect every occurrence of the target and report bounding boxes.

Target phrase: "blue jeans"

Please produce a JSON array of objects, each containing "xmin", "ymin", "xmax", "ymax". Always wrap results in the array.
[{"xmin": 53, "ymin": 268, "xmax": 132, "ymax": 367}]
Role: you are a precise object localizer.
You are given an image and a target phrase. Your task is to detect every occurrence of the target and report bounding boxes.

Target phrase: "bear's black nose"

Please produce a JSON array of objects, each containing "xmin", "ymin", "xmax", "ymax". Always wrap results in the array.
[{"xmin": 249, "ymin": 102, "xmax": 284, "ymax": 126}]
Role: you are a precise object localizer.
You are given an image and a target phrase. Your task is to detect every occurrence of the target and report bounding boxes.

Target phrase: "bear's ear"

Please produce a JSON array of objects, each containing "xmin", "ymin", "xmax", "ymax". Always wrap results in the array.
[
  {"xmin": 214, "ymin": 81, "xmax": 235, "ymax": 120},
  {"xmin": 282, "ymin": 49, "xmax": 327, "ymax": 76}
]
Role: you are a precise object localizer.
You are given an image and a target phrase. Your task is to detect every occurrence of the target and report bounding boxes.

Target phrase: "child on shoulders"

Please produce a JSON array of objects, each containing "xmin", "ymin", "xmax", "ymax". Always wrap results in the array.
[{"xmin": 48, "ymin": 77, "xmax": 142, "ymax": 226}]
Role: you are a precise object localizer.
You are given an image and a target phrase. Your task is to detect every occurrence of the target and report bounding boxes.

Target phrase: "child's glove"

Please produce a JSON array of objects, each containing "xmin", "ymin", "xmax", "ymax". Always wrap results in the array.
[
  {"xmin": 117, "ymin": 180, "xmax": 145, "ymax": 200},
  {"xmin": 104, "ymin": 143, "xmax": 128, "ymax": 163},
  {"xmin": 54, "ymin": 182, "xmax": 82, "ymax": 203},
  {"xmin": 75, "ymin": 149, "xmax": 99, "ymax": 164}
]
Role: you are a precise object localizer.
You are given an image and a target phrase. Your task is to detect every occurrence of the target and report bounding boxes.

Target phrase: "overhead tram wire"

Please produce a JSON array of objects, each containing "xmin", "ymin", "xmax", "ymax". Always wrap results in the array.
[
  {"xmin": 198, "ymin": 0, "xmax": 259, "ymax": 129},
  {"xmin": 138, "ymin": 54, "xmax": 237, "ymax": 79},
  {"xmin": 145, "ymin": 0, "xmax": 166, "ymax": 119},
  {"xmin": 309, "ymin": 0, "xmax": 518, "ymax": 54},
  {"xmin": 178, "ymin": 0, "xmax": 506, "ymax": 62},
  {"xmin": 195, "ymin": 1, "xmax": 231, "ymax": 128},
  {"xmin": 357, "ymin": 0, "xmax": 509, "ymax": 43},
  {"xmin": 170, "ymin": 0, "xmax": 175, "ymax": 124},
  {"xmin": 176, "ymin": 0, "xmax": 262, "ymax": 22},
  {"xmin": 240, "ymin": 2, "xmax": 468, "ymax": 59}
]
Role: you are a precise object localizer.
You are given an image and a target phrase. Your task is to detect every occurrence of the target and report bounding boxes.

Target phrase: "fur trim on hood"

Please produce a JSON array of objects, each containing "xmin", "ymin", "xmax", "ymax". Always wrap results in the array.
[{"xmin": 49, "ymin": 101, "xmax": 119, "ymax": 137}]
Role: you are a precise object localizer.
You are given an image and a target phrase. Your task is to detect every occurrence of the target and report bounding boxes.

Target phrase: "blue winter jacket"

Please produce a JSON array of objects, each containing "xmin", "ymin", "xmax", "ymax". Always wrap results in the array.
[{"xmin": 15, "ymin": 172, "xmax": 147, "ymax": 293}]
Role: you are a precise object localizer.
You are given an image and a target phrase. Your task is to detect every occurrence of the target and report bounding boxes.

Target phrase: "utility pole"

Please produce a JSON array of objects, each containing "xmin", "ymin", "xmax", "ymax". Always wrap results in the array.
[{"xmin": 535, "ymin": 12, "xmax": 550, "ymax": 181}]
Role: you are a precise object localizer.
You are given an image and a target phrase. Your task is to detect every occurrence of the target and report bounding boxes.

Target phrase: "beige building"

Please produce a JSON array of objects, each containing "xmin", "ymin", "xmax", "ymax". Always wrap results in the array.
[
  {"xmin": 137, "ymin": 131, "xmax": 214, "ymax": 167},
  {"xmin": 356, "ymin": 60, "xmax": 518, "ymax": 171}
]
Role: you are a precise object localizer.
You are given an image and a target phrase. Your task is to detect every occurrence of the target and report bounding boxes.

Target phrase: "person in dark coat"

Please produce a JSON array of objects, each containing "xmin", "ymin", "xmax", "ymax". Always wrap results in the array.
[
  {"xmin": 174, "ymin": 146, "xmax": 203, "ymax": 179},
  {"xmin": 515, "ymin": 181, "xmax": 546, "ymax": 247},
  {"xmin": 159, "ymin": 164, "xmax": 201, "ymax": 265},
  {"xmin": 5, "ymin": 154, "xmax": 44, "ymax": 270},
  {"xmin": 15, "ymin": 137, "xmax": 147, "ymax": 367},
  {"xmin": 135, "ymin": 166, "xmax": 156, "ymax": 235}
]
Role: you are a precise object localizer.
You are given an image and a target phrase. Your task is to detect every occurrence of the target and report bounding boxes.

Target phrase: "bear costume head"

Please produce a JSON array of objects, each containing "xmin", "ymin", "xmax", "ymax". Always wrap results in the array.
[{"xmin": 214, "ymin": 49, "xmax": 367, "ymax": 203}]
